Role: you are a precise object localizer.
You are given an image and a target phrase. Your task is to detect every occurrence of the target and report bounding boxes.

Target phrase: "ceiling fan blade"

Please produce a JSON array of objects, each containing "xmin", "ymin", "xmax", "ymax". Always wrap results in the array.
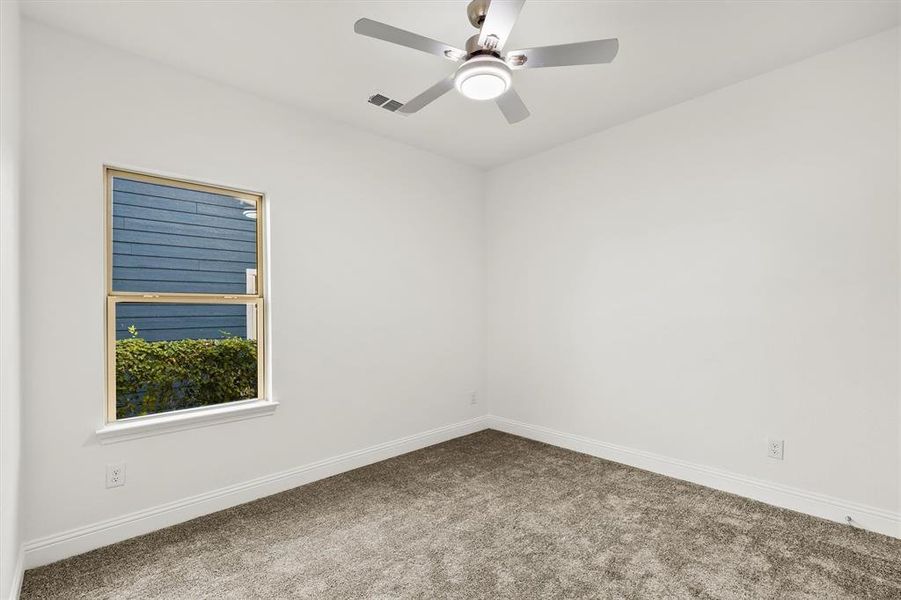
[
  {"xmin": 496, "ymin": 88, "xmax": 530, "ymax": 124},
  {"xmin": 398, "ymin": 76, "xmax": 456, "ymax": 114},
  {"xmin": 506, "ymin": 38, "xmax": 619, "ymax": 69},
  {"xmin": 354, "ymin": 18, "xmax": 466, "ymax": 62},
  {"xmin": 477, "ymin": 0, "xmax": 526, "ymax": 51}
]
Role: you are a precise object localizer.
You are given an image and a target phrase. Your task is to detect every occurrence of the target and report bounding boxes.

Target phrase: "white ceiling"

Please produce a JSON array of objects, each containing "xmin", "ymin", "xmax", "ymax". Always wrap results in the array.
[{"xmin": 22, "ymin": 1, "xmax": 899, "ymax": 169}]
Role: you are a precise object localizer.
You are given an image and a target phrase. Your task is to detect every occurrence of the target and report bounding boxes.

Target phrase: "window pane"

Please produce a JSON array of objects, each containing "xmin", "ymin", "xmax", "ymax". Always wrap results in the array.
[
  {"xmin": 115, "ymin": 302, "xmax": 258, "ymax": 419},
  {"xmin": 112, "ymin": 177, "xmax": 258, "ymax": 294}
]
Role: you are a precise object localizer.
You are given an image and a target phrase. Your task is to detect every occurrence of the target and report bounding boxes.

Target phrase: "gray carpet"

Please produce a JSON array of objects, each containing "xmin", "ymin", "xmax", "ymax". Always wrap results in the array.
[{"xmin": 21, "ymin": 430, "xmax": 901, "ymax": 599}]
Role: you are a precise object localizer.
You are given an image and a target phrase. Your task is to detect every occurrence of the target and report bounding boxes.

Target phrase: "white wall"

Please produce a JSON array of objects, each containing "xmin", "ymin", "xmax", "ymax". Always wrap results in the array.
[
  {"xmin": 485, "ymin": 29, "xmax": 900, "ymax": 516},
  {"xmin": 0, "ymin": 0, "xmax": 23, "ymax": 596},
  {"xmin": 21, "ymin": 21, "xmax": 484, "ymax": 561}
]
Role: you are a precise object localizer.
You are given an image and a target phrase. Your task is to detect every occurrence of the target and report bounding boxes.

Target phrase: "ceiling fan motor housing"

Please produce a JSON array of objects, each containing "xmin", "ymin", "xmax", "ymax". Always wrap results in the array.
[{"xmin": 465, "ymin": 34, "xmax": 501, "ymax": 57}]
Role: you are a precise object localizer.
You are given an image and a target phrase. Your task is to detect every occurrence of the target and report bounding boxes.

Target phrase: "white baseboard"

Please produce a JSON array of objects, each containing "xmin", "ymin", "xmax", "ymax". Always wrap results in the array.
[
  {"xmin": 486, "ymin": 415, "xmax": 901, "ymax": 540},
  {"xmin": 22, "ymin": 413, "xmax": 900, "ymax": 572},
  {"xmin": 6, "ymin": 546, "xmax": 23, "ymax": 600},
  {"xmin": 24, "ymin": 415, "xmax": 491, "ymax": 569}
]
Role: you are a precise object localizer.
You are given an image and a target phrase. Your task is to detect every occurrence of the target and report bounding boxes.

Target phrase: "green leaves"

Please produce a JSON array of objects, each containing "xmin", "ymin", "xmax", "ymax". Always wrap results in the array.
[{"xmin": 116, "ymin": 336, "xmax": 257, "ymax": 419}]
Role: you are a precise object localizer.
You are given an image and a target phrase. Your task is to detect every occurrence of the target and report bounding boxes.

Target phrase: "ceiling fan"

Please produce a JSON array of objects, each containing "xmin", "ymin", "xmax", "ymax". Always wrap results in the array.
[{"xmin": 354, "ymin": 0, "xmax": 619, "ymax": 124}]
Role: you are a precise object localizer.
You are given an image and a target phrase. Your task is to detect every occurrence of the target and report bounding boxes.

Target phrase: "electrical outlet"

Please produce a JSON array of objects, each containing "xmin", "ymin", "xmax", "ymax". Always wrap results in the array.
[
  {"xmin": 106, "ymin": 463, "xmax": 126, "ymax": 488},
  {"xmin": 767, "ymin": 439, "xmax": 784, "ymax": 460},
  {"xmin": 470, "ymin": 391, "xmax": 478, "ymax": 405}
]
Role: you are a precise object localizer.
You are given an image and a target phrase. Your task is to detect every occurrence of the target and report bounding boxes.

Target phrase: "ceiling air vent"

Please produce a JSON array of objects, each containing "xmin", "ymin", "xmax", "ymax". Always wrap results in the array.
[{"xmin": 368, "ymin": 94, "xmax": 404, "ymax": 113}]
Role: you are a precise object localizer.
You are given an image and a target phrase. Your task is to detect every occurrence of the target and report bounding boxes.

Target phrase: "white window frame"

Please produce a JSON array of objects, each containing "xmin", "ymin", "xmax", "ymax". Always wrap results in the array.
[{"xmin": 98, "ymin": 167, "xmax": 274, "ymax": 443}]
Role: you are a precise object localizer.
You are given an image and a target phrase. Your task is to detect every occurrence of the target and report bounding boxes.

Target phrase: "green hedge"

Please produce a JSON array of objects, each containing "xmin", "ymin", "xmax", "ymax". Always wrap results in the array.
[{"xmin": 116, "ymin": 331, "xmax": 257, "ymax": 419}]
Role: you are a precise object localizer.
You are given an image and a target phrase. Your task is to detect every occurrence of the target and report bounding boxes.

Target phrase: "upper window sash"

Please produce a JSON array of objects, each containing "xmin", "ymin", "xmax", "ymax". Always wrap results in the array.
[{"xmin": 106, "ymin": 168, "xmax": 264, "ymax": 299}]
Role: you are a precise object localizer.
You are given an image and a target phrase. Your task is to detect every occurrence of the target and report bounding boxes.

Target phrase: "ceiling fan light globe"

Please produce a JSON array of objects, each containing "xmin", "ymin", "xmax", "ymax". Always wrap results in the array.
[
  {"xmin": 454, "ymin": 56, "xmax": 512, "ymax": 101},
  {"xmin": 460, "ymin": 73, "xmax": 507, "ymax": 100}
]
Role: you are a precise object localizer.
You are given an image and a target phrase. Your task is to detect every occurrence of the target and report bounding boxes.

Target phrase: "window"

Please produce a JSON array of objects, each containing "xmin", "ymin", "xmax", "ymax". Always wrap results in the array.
[{"xmin": 105, "ymin": 168, "xmax": 265, "ymax": 424}]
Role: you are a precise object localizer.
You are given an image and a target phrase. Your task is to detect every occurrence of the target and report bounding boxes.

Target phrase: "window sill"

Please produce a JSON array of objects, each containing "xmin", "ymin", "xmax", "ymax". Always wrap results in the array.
[{"xmin": 96, "ymin": 399, "xmax": 279, "ymax": 445}]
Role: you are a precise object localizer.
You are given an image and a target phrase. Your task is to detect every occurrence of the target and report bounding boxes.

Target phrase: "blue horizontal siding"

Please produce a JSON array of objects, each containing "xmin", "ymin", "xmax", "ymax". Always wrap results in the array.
[
  {"xmin": 114, "ymin": 202, "xmax": 255, "ymax": 232},
  {"xmin": 112, "ymin": 216, "xmax": 256, "ymax": 243},
  {"xmin": 114, "ymin": 254, "xmax": 251, "ymax": 273},
  {"xmin": 115, "ymin": 242, "xmax": 255, "ymax": 263},
  {"xmin": 114, "ymin": 267, "xmax": 246, "ymax": 284},
  {"xmin": 113, "ymin": 190, "xmax": 257, "ymax": 221},
  {"xmin": 113, "ymin": 229, "xmax": 256, "ymax": 252},
  {"xmin": 116, "ymin": 304, "xmax": 247, "ymax": 341},
  {"xmin": 114, "ymin": 281, "xmax": 248, "ymax": 294},
  {"xmin": 119, "ymin": 304, "xmax": 247, "ymax": 317},
  {"xmin": 118, "ymin": 317, "xmax": 245, "ymax": 332},
  {"xmin": 114, "ymin": 178, "xmax": 254, "ymax": 208},
  {"xmin": 112, "ymin": 177, "xmax": 257, "ymax": 340}
]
